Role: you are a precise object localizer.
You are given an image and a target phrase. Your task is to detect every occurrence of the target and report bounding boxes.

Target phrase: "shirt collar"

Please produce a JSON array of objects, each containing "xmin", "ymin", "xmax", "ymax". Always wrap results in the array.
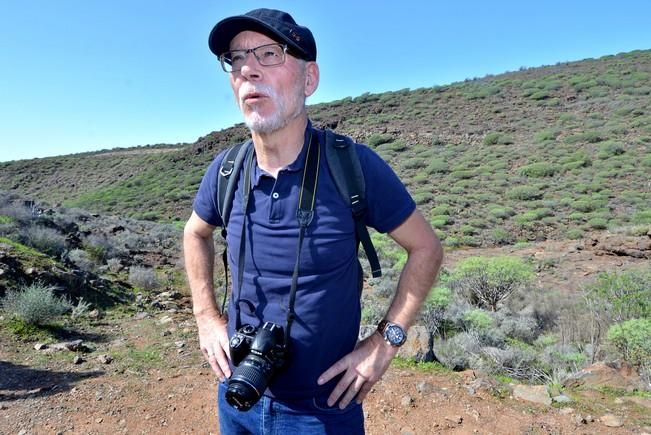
[{"xmin": 251, "ymin": 120, "xmax": 315, "ymax": 187}]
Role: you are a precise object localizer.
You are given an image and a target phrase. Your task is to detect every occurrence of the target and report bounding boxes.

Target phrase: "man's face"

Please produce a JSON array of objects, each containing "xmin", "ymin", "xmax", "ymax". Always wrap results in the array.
[{"xmin": 228, "ymin": 31, "xmax": 311, "ymax": 134}]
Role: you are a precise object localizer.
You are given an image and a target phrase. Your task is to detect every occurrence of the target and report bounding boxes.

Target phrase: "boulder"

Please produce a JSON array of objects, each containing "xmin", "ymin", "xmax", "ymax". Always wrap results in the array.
[{"xmin": 513, "ymin": 384, "xmax": 551, "ymax": 406}]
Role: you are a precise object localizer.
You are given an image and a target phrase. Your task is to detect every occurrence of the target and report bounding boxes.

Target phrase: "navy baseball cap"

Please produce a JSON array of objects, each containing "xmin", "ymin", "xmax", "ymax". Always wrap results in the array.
[{"xmin": 208, "ymin": 8, "xmax": 317, "ymax": 62}]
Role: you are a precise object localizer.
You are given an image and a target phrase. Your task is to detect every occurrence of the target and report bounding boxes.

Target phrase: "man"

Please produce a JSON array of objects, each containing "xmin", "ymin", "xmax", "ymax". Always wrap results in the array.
[{"xmin": 184, "ymin": 8, "xmax": 443, "ymax": 434}]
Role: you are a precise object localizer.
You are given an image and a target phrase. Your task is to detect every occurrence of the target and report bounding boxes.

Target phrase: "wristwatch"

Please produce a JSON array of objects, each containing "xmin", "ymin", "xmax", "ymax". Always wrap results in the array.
[{"xmin": 377, "ymin": 319, "xmax": 407, "ymax": 347}]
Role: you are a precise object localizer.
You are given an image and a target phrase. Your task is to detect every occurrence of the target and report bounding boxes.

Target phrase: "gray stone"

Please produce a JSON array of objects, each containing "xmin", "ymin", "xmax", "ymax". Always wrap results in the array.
[
  {"xmin": 444, "ymin": 415, "xmax": 463, "ymax": 425},
  {"xmin": 34, "ymin": 343, "xmax": 48, "ymax": 350},
  {"xmin": 73, "ymin": 355, "xmax": 84, "ymax": 364},
  {"xmin": 134, "ymin": 312, "xmax": 151, "ymax": 320},
  {"xmin": 513, "ymin": 384, "xmax": 551, "ymax": 406},
  {"xmin": 600, "ymin": 414, "xmax": 624, "ymax": 428},
  {"xmin": 50, "ymin": 339, "xmax": 84, "ymax": 352},
  {"xmin": 97, "ymin": 354, "xmax": 113, "ymax": 364},
  {"xmin": 416, "ymin": 380, "xmax": 435, "ymax": 395},
  {"xmin": 400, "ymin": 395, "xmax": 414, "ymax": 408},
  {"xmin": 552, "ymin": 394, "xmax": 572, "ymax": 403},
  {"xmin": 159, "ymin": 315, "xmax": 174, "ymax": 325}
]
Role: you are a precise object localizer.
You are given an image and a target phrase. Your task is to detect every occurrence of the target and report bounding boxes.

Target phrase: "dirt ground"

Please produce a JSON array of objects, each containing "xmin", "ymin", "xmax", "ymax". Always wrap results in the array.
[{"xmin": 1, "ymin": 238, "xmax": 650, "ymax": 435}]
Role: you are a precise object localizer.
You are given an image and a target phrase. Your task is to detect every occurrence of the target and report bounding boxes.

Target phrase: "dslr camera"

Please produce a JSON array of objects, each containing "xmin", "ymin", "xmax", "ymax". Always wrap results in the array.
[{"xmin": 225, "ymin": 321, "xmax": 287, "ymax": 411}]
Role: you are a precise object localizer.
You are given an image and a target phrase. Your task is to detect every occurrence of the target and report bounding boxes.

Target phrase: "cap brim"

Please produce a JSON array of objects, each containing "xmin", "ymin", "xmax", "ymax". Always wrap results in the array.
[{"xmin": 208, "ymin": 15, "xmax": 306, "ymax": 60}]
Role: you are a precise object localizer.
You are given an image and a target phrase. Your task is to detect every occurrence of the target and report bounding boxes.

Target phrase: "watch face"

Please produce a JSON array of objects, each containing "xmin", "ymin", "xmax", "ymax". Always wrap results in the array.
[{"xmin": 386, "ymin": 324, "xmax": 406, "ymax": 345}]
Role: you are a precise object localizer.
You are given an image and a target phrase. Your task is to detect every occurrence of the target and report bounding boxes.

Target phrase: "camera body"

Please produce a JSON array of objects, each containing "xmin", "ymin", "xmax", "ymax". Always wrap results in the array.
[{"xmin": 226, "ymin": 321, "xmax": 287, "ymax": 411}]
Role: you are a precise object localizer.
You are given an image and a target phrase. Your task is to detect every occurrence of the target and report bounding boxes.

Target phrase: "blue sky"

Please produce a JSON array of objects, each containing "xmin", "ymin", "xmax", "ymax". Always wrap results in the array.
[{"xmin": 1, "ymin": 0, "xmax": 650, "ymax": 162}]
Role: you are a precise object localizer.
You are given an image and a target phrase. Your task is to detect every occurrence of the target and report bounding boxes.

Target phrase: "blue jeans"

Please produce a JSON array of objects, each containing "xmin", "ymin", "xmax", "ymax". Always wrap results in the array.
[{"xmin": 217, "ymin": 382, "xmax": 365, "ymax": 435}]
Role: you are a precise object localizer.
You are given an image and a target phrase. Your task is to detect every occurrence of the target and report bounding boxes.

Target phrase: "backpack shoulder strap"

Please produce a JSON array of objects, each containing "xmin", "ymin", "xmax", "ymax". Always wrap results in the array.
[
  {"xmin": 217, "ymin": 140, "xmax": 253, "ymax": 232},
  {"xmin": 324, "ymin": 130, "xmax": 382, "ymax": 278}
]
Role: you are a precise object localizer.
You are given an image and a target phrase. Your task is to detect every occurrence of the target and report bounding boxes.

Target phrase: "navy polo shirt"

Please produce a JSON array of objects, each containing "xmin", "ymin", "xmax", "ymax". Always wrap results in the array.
[{"xmin": 192, "ymin": 122, "xmax": 415, "ymax": 400}]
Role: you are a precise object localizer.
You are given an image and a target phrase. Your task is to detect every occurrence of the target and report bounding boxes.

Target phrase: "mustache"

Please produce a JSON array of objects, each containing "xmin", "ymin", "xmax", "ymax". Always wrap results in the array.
[{"xmin": 239, "ymin": 84, "xmax": 277, "ymax": 103}]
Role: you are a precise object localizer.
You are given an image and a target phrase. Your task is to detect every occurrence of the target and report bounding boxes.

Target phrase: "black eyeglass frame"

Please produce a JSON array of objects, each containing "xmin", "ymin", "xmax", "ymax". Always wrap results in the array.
[{"xmin": 219, "ymin": 43, "xmax": 290, "ymax": 73}]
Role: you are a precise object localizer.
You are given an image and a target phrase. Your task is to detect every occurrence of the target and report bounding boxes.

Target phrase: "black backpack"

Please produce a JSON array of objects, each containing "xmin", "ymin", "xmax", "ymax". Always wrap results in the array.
[{"xmin": 216, "ymin": 129, "xmax": 381, "ymax": 278}]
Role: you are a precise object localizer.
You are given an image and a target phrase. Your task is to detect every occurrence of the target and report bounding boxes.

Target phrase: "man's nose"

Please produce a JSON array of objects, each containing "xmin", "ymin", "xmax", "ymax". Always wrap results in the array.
[{"xmin": 239, "ymin": 53, "xmax": 261, "ymax": 79}]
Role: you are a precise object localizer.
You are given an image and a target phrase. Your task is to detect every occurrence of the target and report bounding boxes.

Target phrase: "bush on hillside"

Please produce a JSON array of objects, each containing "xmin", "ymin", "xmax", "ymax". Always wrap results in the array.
[
  {"xmin": 583, "ymin": 268, "xmax": 651, "ymax": 323},
  {"xmin": 128, "ymin": 266, "xmax": 160, "ymax": 291},
  {"xmin": 21, "ymin": 225, "xmax": 67, "ymax": 257},
  {"xmin": 607, "ymin": 319, "xmax": 651, "ymax": 366},
  {"xmin": 450, "ymin": 256, "xmax": 534, "ymax": 311},
  {"xmin": 1, "ymin": 282, "xmax": 72, "ymax": 325}
]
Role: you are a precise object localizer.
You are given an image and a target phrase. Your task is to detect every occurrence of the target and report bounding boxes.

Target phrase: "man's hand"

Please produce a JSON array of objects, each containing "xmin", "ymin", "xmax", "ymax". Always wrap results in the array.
[
  {"xmin": 197, "ymin": 313, "xmax": 232, "ymax": 382},
  {"xmin": 317, "ymin": 331, "xmax": 398, "ymax": 409}
]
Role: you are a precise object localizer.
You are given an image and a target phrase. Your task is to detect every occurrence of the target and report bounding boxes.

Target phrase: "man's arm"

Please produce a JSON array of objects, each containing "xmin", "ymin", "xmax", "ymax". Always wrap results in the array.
[
  {"xmin": 183, "ymin": 211, "xmax": 232, "ymax": 381},
  {"xmin": 318, "ymin": 209, "xmax": 443, "ymax": 408}
]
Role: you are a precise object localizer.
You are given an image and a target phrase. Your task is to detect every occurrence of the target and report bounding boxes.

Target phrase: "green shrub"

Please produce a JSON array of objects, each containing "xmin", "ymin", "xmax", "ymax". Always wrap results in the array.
[
  {"xmin": 534, "ymin": 129, "xmax": 560, "ymax": 143},
  {"xmin": 588, "ymin": 217, "xmax": 608, "ymax": 230},
  {"xmin": 491, "ymin": 228, "xmax": 514, "ymax": 245},
  {"xmin": 367, "ymin": 134, "xmax": 393, "ymax": 147},
  {"xmin": 451, "ymin": 256, "xmax": 534, "ymax": 311},
  {"xmin": 518, "ymin": 163, "xmax": 561, "ymax": 177},
  {"xmin": 571, "ymin": 200, "xmax": 598, "ymax": 213},
  {"xmin": 566, "ymin": 229, "xmax": 584, "ymax": 240},
  {"xmin": 430, "ymin": 215, "xmax": 451, "ymax": 228},
  {"xmin": 413, "ymin": 192, "xmax": 435, "ymax": 205},
  {"xmin": 483, "ymin": 132, "xmax": 501, "ymax": 145},
  {"xmin": 402, "ymin": 157, "xmax": 425, "ymax": 169},
  {"xmin": 425, "ymin": 159, "xmax": 448, "ymax": 174},
  {"xmin": 597, "ymin": 141, "xmax": 626, "ymax": 159},
  {"xmin": 1, "ymin": 283, "xmax": 72, "ymax": 325},
  {"xmin": 431, "ymin": 205, "xmax": 452, "ymax": 216},
  {"xmin": 584, "ymin": 269, "xmax": 651, "ymax": 322},
  {"xmin": 489, "ymin": 206, "xmax": 515, "ymax": 220},
  {"xmin": 607, "ymin": 319, "xmax": 651, "ymax": 366},
  {"xmin": 632, "ymin": 209, "xmax": 651, "ymax": 225},
  {"xmin": 507, "ymin": 186, "xmax": 543, "ymax": 201},
  {"xmin": 464, "ymin": 309, "xmax": 494, "ymax": 331}
]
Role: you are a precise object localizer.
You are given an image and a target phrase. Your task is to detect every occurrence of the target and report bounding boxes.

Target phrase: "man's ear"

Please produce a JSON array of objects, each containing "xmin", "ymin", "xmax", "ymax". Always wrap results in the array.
[{"xmin": 304, "ymin": 62, "xmax": 320, "ymax": 97}]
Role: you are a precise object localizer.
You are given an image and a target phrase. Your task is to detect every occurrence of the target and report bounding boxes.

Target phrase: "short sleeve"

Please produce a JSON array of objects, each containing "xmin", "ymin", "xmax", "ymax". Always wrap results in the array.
[
  {"xmin": 192, "ymin": 150, "xmax": 228, "ymax": 227},
  {"xmin": 356, "ymin": 145, "xmax": 416, "ymax": 233}
]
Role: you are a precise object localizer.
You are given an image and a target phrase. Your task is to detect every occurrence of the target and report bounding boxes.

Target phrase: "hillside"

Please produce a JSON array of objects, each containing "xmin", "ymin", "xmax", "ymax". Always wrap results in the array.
[
  {"xmin": 1, "ymin": 49, "xmax": 651, "ymax": 434},
  {"xmin": 1, "ymin": 49, "xmax": 650, "ymax": 247}
]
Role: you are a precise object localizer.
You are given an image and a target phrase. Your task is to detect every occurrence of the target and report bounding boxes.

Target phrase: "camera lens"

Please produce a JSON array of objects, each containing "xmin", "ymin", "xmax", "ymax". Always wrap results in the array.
[{"xmin": 225, "ymin": 355, "xmax": 274, "ymax": 411}]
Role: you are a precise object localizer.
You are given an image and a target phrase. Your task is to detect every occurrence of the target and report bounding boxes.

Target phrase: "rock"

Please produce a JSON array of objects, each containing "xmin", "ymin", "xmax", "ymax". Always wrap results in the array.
[
  {"xmin": 134, "ymin": 311, "xmax": 151, "ymax": 320},
  {"xmin": 400, "ymin": 395, "xmax": 414, "ymax": 408},
  {"xmin": 159, "ymin": 290, "xmax": 182, "ymax": 300},
  {"xmin": 513, "ymin": 384, "xmax": 551, "ymax": 406},
  {"xmin": 416, "ymin": 380, "xmax": 435, "ymax": 395},
  {"xmin": 400, "ymin": 428, "xmax": 415, "ymax": 435},
  {"xmin": 574, "ymin": 414, "xmax": 588, "ymax": 425},
  {"xmin": 88, "ymin": 309, "xmax": 102, "ymax": 319},
  {"xmin": 97, "ymin": 354, "xmax": 113, "ymax": 364},
  {"xmin": 565, "ymin": 362, "xmax": 645, "ymax": 392},
  {"xmin": 34, "ymin": 343, "xmax": 48, "ymax": 350},
  {"xmin": 585, "ymin": 233, "xmax": 651, "ymax": 259},
  {"xmin": 398, "ymin": 326, "xmax": 432, "ymax": 362},
  {"xmin": 600, "ymin": 414, "xmax": 624, "ymax": 428},
  {"xmin": 50, "ymin": 340, "xmax": 84, "ymax": 352},
  {"xmin": 95, "ymin": 418, "xmax": 103, "ymax": 423},
  {"xmin": 559, "ymin": 407, "xmax": 574, "ymax": 415},
  {"xmin": 444, "ymin": 415, "xmax": 463, "ymax": 425},
  {"xmin": 73, "ymin": 355, "xmax": 84, "ymax": 364},
  {"xmin": 175, "ymin": 341, "xmax": 186, "ymax": 348},
  {"xmin": 159, "ymin": 315, "xmax": 174, "ymax": 325},
  {"xmin": 161, "ymin": 330, "xmax": 172, "ymax": 337},
  {"xmin": 552, "ymin": 394, "xmax": 572, "ymax": 403}
]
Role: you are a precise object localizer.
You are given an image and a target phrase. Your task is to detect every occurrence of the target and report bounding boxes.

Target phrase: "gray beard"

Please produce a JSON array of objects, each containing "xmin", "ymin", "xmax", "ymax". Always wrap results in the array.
[{"xmin": 240, "ymin": 85, "xmax": 306, "ymax": 134}]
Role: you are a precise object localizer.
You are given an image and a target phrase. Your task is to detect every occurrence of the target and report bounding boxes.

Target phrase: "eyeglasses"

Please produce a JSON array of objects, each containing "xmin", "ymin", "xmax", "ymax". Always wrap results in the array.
[{"xmin": 219, "ymin": 43, "xmax": 288, "ymax": 73}]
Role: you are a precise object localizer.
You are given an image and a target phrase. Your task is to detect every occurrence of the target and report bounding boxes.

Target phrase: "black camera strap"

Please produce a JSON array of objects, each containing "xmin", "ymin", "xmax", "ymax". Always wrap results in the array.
[{"xmin": 232, "ymin": 133, "xmax": 320, "ymax": 342}]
